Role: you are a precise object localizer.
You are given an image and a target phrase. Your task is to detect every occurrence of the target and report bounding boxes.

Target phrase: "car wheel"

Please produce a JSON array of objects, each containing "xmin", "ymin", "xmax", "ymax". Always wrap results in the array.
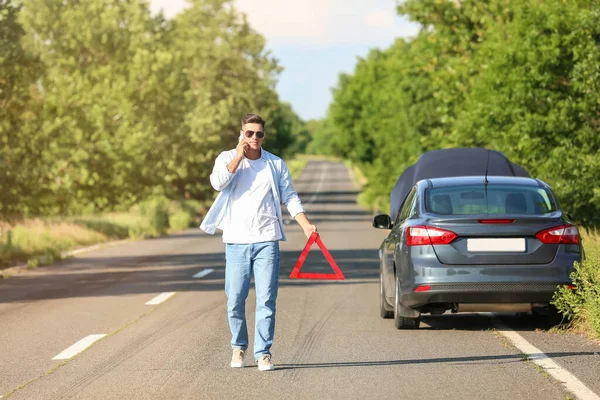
[
  {"xmin": 380, "ymin": 266, "xmax": 393, "ymax": 319},
  {"xmin": 394, "ymin": 276, "xmax": 420, "ymax": 329}
]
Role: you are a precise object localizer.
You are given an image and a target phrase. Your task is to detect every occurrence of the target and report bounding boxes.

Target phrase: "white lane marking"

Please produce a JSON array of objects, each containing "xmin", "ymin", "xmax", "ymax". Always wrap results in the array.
[
  {"xmin": 307, "ymin": 163, "xmax": 329, "ymax": 205},
  {"xmin": 485, "ymin": 314, "xmax": 600, "ymax": 400},
  {"xmin": 52, "ymin": 334, "xmax": 107, "ymax": 360},
  {"xmin": 193, "ymin": 268, "xmax": 214, "ymax": 278},
  {"xmin": 145, "ymin": 292, "xmax": 176, "ymax": 305}
]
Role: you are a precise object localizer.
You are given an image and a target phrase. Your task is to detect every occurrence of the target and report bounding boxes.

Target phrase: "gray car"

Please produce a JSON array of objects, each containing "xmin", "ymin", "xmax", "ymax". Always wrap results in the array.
[{"xmin": 373, "ymin": 176, "xmax": 582, "ymax": 329}]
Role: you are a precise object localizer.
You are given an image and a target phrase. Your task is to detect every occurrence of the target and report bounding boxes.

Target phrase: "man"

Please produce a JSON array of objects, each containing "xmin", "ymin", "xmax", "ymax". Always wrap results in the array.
[{"xmin": 200, "ymin": 113, "xmax": 317, "ymax": 371}]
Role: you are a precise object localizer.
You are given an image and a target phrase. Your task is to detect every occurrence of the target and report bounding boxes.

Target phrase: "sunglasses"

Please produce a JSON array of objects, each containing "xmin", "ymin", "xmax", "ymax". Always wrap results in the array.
[{"xmin": 244, "ymin": 130, "xmax": 265, "ymax": 139}]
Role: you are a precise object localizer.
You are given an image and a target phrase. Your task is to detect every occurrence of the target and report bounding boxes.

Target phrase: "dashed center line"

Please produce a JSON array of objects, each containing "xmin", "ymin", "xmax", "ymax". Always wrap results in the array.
[
  {"xmin": 52, "ymin": 334, "xmax": 107, "ymax": 360},
  {"xmin": 193, "ymin": 269, "xmax": 214, "ymax": 278},
  {"xmin": 307, "ymin": 163, "xmax": 329, "ymax": 205},
  {"xmin": 145, "ymin": 292, "xmax": 176, "ymax": 305}
]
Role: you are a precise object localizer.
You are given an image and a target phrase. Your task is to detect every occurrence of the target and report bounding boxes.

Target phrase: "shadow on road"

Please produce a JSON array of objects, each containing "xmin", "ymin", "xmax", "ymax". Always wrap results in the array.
[
  {"xmin": 275, "ymin": 351, "xmax": 599, "ymax": 371},
  {"xmin": 0, "ymin": 248, "xmax": 571, "ymax": 334},
  {"xmin": 297, "ymin": 191, "xmax": 359, "ymax": 197},
  {"xmin": 0, "ymin": 248, "xmax": 379, "ymax": 304}
]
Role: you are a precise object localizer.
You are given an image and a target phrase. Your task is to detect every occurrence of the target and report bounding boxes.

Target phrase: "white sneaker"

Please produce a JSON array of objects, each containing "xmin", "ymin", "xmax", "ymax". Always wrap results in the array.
[
  {"xmin": 231, "ymin": 348, "xmax": 246, "ymax": 368},
  {"xmin": 257, "ymin": 354, "xmax": 275, "ymax": 371}
]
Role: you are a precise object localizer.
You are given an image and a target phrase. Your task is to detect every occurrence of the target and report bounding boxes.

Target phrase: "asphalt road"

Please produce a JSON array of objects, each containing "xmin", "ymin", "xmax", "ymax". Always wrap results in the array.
[{"xmin": 1, "ymin": 160, "xmax": 599, "ymax": 400}]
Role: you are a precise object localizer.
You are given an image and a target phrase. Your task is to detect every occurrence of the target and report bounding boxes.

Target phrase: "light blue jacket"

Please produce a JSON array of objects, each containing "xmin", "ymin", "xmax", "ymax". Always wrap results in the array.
[{"xmin": 199, "ymin": 149, "xmax": 304, "ymax": 241}]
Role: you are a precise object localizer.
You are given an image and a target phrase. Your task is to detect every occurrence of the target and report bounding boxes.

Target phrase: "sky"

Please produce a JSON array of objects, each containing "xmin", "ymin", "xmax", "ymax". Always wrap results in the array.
[{"xmin": 149, "ymin": 0, "xmax": 420, "ymax": 121}]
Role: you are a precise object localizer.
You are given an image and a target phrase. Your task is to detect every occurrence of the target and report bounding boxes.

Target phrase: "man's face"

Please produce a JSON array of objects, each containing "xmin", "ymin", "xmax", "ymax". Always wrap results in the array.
[{"xmin": 241, "ymin": 122, "xmax": 265, "ymax": 151}]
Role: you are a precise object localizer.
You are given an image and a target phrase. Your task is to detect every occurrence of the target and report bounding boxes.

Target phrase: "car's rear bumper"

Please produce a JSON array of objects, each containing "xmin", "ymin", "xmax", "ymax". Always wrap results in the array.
[{"xmin": 400, "ymin": 282, "xmax": 568, "ymax": 308}]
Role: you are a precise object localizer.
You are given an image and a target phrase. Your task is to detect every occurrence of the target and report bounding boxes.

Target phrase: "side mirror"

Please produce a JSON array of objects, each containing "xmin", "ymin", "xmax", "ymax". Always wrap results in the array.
[{"xmin": 373, "ymin": 214, "xmax": 393, "ymax": 229}]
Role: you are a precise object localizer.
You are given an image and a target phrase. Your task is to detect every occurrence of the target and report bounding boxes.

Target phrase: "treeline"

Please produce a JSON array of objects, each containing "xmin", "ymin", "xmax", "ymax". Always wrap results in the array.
[
  {"xmin": 0, "ymin": 0, "xmax": 307, "ymax": 221},
  {"xmin": 316, "ymin": 0, "xmax": 600, "ymax": 226}
]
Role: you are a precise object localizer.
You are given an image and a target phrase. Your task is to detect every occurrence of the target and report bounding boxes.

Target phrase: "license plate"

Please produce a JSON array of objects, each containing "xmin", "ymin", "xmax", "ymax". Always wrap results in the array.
[{"xmin": 467, "ymin": 238, "xmax": 526, "ymax": 252}]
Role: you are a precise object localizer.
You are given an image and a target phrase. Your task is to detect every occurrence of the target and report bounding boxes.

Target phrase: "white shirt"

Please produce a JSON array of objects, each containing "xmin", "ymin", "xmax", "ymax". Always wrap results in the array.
[
  {"xmin": 200, "ymin": 148, "xmax": 305, "ymax": 241},
  {"xmin": 222, "ymin": 157, "xmax": 283, "ymax": 244}
]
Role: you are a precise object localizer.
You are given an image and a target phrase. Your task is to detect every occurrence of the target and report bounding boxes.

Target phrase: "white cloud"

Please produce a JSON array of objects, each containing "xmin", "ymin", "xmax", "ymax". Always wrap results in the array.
[
  {"xmin": 236, "ymin": 0, "xmax": 418, "ymax": 47},
  {"xmin": 149, "ymin": 0, "xmax": 419, "ymax": 48}
]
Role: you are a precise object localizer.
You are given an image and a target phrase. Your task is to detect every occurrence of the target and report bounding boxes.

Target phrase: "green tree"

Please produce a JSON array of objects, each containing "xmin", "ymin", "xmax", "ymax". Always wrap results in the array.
[
  {"xmin": 18, "ymin": 0, "xmax": 180, "ymax": 213},
  {"xmin": 326, "ymin": 39, "xmax": 438, "ymax": 210},
  {"xmin": 305, "ymin": 119, "xmax": 334, "ymax": 156},
  {"xmin": 7, "ymin": 0, "xmax": 303, "ymax": 217},
  {"xmin": 398, "ymin": 0, "xmax": 514, "ymax": 149},
  {"xmin": 0, "ymin": 1, "xmax": 44, "ymax": 219},
  {"xmin": 322, "ymin": 0, "xmax": 600, "ymax": 224},
  {"xmin": 169, "ymin": 0, "xmax": 284, "ymax": 200},
  {"xmin": 452, "ymin": 0, "xmax": 600, "ymax": 225},
  {"xmin": 264, "ymin": 101, "xmax": 307, "ymax": 159}
]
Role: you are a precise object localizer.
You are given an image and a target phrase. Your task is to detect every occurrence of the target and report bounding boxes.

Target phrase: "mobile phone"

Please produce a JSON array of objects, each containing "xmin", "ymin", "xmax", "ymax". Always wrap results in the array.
[{"xmin": 238, "ymin": 133, "xmax": 244, "ymax": 142}]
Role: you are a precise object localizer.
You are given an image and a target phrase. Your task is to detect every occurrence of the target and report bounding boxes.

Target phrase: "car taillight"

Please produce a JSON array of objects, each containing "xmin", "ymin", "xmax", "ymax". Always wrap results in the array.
[
  {"xmin": 535, "ymin": 224, "xmax": 580, "ymax": 244},
  {"xmin": 406, "ymin": 226, "xmax": 457, "ymax": 246},
  {"xmin": 478, "ymin": 219, "xmax": 515, "ymax": 224},
  {"xmin": 414, "ymin": 285, "xmax": 431, "ymax": 292}
]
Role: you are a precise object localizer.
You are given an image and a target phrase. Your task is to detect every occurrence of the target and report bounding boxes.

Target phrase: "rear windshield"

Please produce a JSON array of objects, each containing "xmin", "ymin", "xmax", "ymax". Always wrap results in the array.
[{"xmin": 424, "ymin": 184, "xmax": 557, "ymax": 215}]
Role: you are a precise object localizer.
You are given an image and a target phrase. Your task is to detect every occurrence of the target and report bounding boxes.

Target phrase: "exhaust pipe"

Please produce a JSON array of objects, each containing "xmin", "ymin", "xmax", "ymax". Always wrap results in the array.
[{"xmin": 456, "ymin": 303, "xmax": 532, "ymax": 313}]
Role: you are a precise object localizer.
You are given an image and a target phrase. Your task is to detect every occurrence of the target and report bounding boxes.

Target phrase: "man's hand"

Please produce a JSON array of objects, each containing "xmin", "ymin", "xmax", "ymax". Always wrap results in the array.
[
  {"xmin": 302, "ymin": 224, "xmax": 318, "ymax": 239},
  {"xmin": 235, "ymin": 139, "xmax": 249, "ymax": 159},
  {"xmin": 227, "ymin": 139, "xmax": 248, "ymax": 174},
  {"xmin": 294, "ymin": 212, "xmax": 317, "ymax": 239}
]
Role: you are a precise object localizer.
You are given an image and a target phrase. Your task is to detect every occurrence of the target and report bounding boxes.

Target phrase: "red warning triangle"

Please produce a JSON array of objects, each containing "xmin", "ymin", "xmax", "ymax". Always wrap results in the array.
[{"xmin": 289, "ymin": 232, "xmax": 345, "ymax": 280}]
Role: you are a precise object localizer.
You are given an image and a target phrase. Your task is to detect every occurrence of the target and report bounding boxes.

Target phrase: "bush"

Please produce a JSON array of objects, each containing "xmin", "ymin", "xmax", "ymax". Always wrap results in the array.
[
  {"xmin": 127, "ymin": 222, "xmax": 149, "ymax": 240},
  {"xmin": 134, "ymin": 196, "xmax": 170, "ymax": 236},
  {"xmin": 169, "ymin": 211, "xmax": 192, "ymax": 231},
  {"xmin": 126, "ymin": 196, "xmax": 205, "ymax": 238},
  {"xmin": 552, "ymin": 233, "xmax": 600, "ymax": 338}
]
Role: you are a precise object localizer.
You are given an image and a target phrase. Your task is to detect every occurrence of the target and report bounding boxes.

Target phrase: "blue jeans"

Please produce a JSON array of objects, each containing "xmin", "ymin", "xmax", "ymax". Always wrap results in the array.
[{"xmin": 225, "ymin": 241, "xmax": 280, "ymax": 360}]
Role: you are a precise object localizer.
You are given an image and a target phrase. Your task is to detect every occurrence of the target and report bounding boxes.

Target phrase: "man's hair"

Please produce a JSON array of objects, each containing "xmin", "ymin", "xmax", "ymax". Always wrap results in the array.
[{"xmin": 241, "ymin": 113, "xmax": 266, "ymax": 129}]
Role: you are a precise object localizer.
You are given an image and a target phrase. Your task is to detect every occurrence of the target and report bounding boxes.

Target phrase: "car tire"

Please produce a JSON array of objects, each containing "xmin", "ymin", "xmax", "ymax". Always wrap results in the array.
[
  {"xmin": 380, "ymin": 266, "xmax": 393, "ymax": 319},
  {"xmin": 394, "ymin": 276, "xmax": 420, "ymax": 329}
]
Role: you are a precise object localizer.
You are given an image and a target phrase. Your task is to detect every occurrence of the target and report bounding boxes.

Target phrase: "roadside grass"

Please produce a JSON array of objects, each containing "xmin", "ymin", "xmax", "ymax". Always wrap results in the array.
[
  {"xmin": 552, "ymin": 229, "xmax": 600, "ymax": 340},
  {"xmin": 0, "ymin": 156, "xmax": 310, "ymax": 273},
  {"xmin": 286, "ymin": 158, "xmax": 308, "ymax": 181},
  {"xmin": 344, "ymin": 160, "xmax": 368, "ymax": 190},
  {"xmin": 342, "ymin": 160, "xmax": 382, "ymax": 213},
  {"xmin": 0, "ymin": 221, "xmax": 109, "ymax": 270},
  {"xmin": 0, "ymin": 198, "xmax": 207, "ymax": 272}
]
